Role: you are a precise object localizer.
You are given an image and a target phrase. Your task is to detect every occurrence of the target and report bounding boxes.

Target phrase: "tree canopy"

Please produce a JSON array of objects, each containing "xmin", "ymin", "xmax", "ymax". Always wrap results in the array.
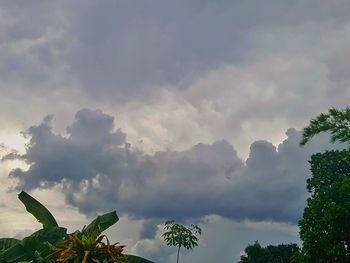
[{"xmin": 298, "ymin": 107, "xmax": 350, "ymax": 262}]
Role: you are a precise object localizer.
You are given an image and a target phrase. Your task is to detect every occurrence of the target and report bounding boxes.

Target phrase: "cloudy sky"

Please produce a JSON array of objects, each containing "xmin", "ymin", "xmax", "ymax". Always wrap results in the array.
[{"xmin": 0, "ymin": 1, "xmax": 349, "ymax": 262}]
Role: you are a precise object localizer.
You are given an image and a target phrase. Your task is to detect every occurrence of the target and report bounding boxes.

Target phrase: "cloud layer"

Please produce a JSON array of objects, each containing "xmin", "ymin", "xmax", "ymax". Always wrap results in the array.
[
  {"xmin": 4, "ymin": 109, "xmax": 339, "ymax": 223},
  {"xmin": 1, "ymin": 2, "xmax": 350, "ymax": 261},
  {"xmin": 1, "ymin": 1, "xmax": 350, "ymax": 100},
  {"xmin": 1, "ymin": 0, "xmax": 350, "ymax": 161}
]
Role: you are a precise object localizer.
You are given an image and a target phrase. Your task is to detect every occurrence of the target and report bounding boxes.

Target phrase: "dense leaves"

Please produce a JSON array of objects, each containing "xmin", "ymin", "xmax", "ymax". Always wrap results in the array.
[
  {"xmin": 238, "ymin": 242, "xmax": 300, "ymax": 263},
  {"xmin": 299, "ymin": 149, "xmax": 350, "ymax": 262},
  {"xmin": 298, "ymin": 107, "xmax": 350, "ymax": 262},
  {"xmin": 48, "ymin": 232, "xmax": 127, "ymax": 263},
  {"xmin": 0, "ymin": 191, "xmax": 153, "ymax": 263},
  {"xmin": 0, "ymin": 227, "xmax": 66, "ymax": 262}
]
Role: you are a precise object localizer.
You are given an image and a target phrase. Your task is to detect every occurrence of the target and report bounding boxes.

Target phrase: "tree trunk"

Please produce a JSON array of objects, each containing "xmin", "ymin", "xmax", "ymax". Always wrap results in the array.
[{"xmin": 176, "ymin": 245, "xmax": 181, "ymax": 263}]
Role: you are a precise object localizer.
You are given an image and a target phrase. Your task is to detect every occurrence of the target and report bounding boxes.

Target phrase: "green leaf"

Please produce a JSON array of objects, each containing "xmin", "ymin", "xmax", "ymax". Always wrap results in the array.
[
  {"xmin": 83, "ymin": 211, "xmax": 119, "ymax": 236},
  {"xmin": 18, "ymin": 191, "xmax": 58, "ymax": 228},
  {"xmin": 0, "ymin": 238, "xmax": 19, "ymax": 252},
  {"xmin": 126, "ymin": 254, "xmax": 154, "ymax": 263},
  {"xmin": 0, "ymin": 243, "xmax": 28, "ymax": 262},
  {"xmin": 0, "ymin": 227, "xmax": 66, "ymax": 262}
]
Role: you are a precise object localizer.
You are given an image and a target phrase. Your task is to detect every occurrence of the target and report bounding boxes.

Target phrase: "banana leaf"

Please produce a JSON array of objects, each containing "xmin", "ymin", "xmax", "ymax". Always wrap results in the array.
[
  {"xmin": 0, "ymin": 239, "xmax": 19, "ymax": 252},
  {"xmin": 83, "ymin": 211, "xmax": 119, "ymax": 236},
  {"xmin": 0, "ymin": 227, "xmax": 66, "ymax": 262},
  {"xmin": 126, "ymin": 254, "xmax": 154, "ymax": 263},
  {"xmin": 18, "ymin": 191, "xmax": 58, "ymax": 228}
]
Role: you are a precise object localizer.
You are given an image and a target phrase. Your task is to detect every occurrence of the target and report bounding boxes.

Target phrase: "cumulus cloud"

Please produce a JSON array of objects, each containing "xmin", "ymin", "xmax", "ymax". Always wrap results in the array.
[
  {"xmin": 4, "ymin": 109, "xmax": 341, "ymax": 224},
  {"xmin": 4, "ymin": 109, "xmax": 127, "ymax": 189}
]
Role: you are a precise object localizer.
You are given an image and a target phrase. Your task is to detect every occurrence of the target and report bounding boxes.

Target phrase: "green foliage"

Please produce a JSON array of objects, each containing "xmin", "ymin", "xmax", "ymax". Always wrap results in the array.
[
  {"xmin": 299, "ymin": 150, "xmax": 350, "ymax": 262},
  {"xmin": 48, "ymin": 231, "xmax": 127, "ymax": 263},
  {"xmin": 0, "ymin": 239, "xmax": 19, "ymax": 253},
  {"xmin": 82, "ymin": 211, "xmax": 119, "ymax": 237},
  {"xmin": 163, "ymin": 220, "xmax": 201, "ymax": 250},
  {"xmin": 0, "ymin": 227, "xmax": 66, "ymax": 262},
  {"xmin": 298, "ymin": 107, "xmax": 350, "ymax": 262},
  {"xmin": 0, "ymin": 191, "xmax": 153, "ymax": 263},
  {"xmin": 126, "ymin": 255, "xmax": 154, "ymax": 263},
  {"xmin": 300, "ymin": 107, "xmax": 350, "ymax": 145},
  {"xmin": 238, "ymin": 241, "xmax": 300, "ymax": 263},
  {"xmin": 163, "ymin": 220, "xmax": 201, "ymax": 263},
  {"xmin": 18, "ymin": 191, "xmax": 59, "ymax": 228}
]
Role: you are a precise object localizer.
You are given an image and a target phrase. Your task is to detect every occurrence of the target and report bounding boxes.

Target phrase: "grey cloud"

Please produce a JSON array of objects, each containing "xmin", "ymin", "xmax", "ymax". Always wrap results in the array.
[
  {"xmin": 0, "ymin": 1, "xmax": 68, "ymax": 88},
  {"xmin": 5, "ymin": 109, "xmax": 342, "ymax": 223},
  {"xmin": 2, "ymin": 1, "xmax": 350, "ymax": 100},
  {"xmin": 65, "ymin": 0, "xmax": 350, "ymax": 98},
  {"xmin": 5, "ymin": 109, "xmax": 127, "ymax": 189}
]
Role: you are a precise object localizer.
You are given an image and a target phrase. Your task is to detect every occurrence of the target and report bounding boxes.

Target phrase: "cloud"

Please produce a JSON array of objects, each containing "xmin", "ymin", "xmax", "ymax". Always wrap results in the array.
[
  {"xmin": 64, "ymin": 0, "xmax": 350, "ymax": 99},
  {"xmin": 4, "ymin": 109, "xmax": 127, "ymax": 190},
  {"xmin": 0, "ymin": 0, "xmax": 350, "ymax": 161},
  {"xmin": 4, "ymin": 109, "xmax": 341, "ymax": 224},
  {"xmin": 2, "ymin": 0, "xmax": 350, "ymax": 101}
]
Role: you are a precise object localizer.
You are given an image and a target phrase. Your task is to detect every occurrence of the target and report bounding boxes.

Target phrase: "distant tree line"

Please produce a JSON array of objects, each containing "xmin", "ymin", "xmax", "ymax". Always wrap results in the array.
[{"xmin": 239, "ymin": 242, "xmax": 300, "ymax": 263}]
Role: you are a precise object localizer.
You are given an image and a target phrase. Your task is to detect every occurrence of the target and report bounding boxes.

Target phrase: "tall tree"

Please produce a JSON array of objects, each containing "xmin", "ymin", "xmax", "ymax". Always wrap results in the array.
[{"xmin": 299, "ymin": 107, "xmax": 350, "ymax": 262}]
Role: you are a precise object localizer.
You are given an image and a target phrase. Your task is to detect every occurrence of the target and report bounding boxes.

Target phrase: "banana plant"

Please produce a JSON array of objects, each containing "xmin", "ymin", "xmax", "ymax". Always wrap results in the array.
[{"xmin": 0, "ymin": 191, "xmax": 153, "ymax": 263}]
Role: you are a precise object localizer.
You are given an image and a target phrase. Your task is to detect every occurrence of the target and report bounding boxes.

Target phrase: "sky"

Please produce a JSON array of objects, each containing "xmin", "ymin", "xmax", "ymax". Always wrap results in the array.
[{"xmin": 0, "ymin": 1, "xmax": 349, "ymax": 262}]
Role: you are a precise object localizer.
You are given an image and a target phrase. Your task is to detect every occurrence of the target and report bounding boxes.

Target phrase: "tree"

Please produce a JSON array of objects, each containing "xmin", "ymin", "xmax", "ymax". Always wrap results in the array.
[
  {"xmin": 162, "ymin": 220, "xmax": 202, "ymax": 263},
  {"xmin": 300, "ymin": 107, "xmax": 350, "ymax": 146},
  {"xmin": 238, "ymin": 241, "xmax": 300, "ymax": 263},
  {"xmin": 299, "ymin": 107, "xmax": 350, "ymax": 262}
]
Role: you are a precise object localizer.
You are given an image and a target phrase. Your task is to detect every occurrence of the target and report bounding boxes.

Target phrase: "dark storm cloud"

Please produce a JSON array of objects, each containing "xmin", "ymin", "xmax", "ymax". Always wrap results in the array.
[
  {"xmin": 4, "ymin": 109, "xmax": 341, "ymax": 223},
  {"xmin": 4, "ymin": 109, "xmax": 127, "ymax": 189}
]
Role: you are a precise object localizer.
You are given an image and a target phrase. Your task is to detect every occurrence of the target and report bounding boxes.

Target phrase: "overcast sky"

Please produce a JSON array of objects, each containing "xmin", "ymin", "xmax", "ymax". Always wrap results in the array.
[{"xmin": 0, "ymin": 1, "xmax": 349, "ymax": 262}]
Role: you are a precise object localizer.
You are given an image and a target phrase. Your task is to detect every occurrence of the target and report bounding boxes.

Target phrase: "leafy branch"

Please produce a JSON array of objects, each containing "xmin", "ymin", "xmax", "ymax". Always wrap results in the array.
[{"xmin": 300, "ymin": 107, "xmax": 350, "ymax": 146}]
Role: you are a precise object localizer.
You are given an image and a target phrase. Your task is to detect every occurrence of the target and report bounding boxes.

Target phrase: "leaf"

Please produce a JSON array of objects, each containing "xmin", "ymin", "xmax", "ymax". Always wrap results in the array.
[
  {"xmin": 0, "ymin": 227, "xmax": 66, "ymax": 262},
  {"xmin": 18, "ymin": 191, "xmax": 58, "ymax": 228},
  {"xmin": 83, "ymin": 211, "xmax": 119, "ymax": 236},
  {"xmin": 0, "ymin": 238, "xmax": 19, "ymax": 252},
  {"xmin": 126, "ymin": 254, "xmax": 154, "ymax": 263},
  {"xmin": 0, "ymin": 243, "xmax": 28, "ymax": 262}
]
